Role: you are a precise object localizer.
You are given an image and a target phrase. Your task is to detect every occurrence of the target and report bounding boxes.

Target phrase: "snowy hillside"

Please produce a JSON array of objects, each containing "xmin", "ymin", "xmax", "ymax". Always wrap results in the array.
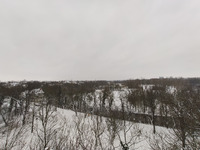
[
  {"xmin": 0, "ymin": 79, "xmax": 200, "ymax": 149},
  {"xmin": 0, "ymin": 108, "xmax": 173, "ymax": 150}
]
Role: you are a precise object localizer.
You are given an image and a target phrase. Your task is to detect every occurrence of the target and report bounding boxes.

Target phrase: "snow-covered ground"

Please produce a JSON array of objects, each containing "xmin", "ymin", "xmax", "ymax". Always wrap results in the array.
[
  {"xmin": 0, "ymin": 108, "xmax": 173, "ymax": 150},
  {"xmin": 85, "ymin": 89, "xmax": 131, "ymax": 111}
]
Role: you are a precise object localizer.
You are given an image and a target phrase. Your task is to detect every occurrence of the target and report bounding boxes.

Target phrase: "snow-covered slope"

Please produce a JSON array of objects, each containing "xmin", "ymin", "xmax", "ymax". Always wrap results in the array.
[{"xmin": 0, "ymin": 108, "xmax": 173, "ymax": 150}]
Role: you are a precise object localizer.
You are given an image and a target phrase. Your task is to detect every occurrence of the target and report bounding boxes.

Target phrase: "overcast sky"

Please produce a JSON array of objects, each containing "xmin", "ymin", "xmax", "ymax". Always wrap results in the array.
[{"xmin": 0, "ymin": 0, "xmax": 200, "ymax": 81}]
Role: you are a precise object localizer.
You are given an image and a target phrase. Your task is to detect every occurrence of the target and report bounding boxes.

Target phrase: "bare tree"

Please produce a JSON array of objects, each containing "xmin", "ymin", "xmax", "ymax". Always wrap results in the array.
[
  {"xmin": 21, "ymin": 91, "xmax": 31, "ymax": 125},
  {"xmin": 34, "ymin": 99, "xmax": 58, "ymax": 150},
  {"xmin": 91, "ymin": 115, "xmax": 105, "ymax": 150},
  {"xmin": 105, "ymin": 117, "xmax": 119, "ymax": 149},
  {"xmin": 118, "ymin": 92, "xmax": 142, "ymax": 150},
  {"xmin": 0, "ymin": 118, "xmax": 26, "ymax": 150},
  {"xmin": 73, "ymin": 114, "xmax": 94, "ymax": 150}
]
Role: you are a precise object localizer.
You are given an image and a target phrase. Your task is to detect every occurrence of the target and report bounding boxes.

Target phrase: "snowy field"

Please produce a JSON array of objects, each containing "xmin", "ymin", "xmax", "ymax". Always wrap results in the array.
[{"xmin": 0, "ymin": 108, "xmax": 173, "ymax": 150}]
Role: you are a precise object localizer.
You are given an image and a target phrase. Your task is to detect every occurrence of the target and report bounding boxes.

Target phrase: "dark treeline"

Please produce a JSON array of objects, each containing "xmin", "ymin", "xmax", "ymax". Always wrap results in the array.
[{"xmin": 124, "ymin": 77, "xmax": 200, "ymax": 88}]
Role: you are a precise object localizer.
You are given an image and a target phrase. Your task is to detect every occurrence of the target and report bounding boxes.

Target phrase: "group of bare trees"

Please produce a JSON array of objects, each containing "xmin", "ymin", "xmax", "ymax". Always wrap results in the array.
[
  {"xmin": 0, "ymin": 78, "xmax": 200, "ymax": 149},
  {"xmin": 0, "ymin": 93, "xmax": 144, "ymax": 150},
  {"xmin": 127, "ymin": 83, "xmax": 200, "ymax": 149},
  {"xmin": 37, "ymin": 79, "xmax": 200, "ymax": 150}
]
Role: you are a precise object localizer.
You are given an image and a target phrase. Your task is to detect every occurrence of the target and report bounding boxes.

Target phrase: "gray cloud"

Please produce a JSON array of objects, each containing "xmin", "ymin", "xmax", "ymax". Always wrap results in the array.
[{"xmin": 0, "ymin": 0, "xmax": 200, "ymax": 81}]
